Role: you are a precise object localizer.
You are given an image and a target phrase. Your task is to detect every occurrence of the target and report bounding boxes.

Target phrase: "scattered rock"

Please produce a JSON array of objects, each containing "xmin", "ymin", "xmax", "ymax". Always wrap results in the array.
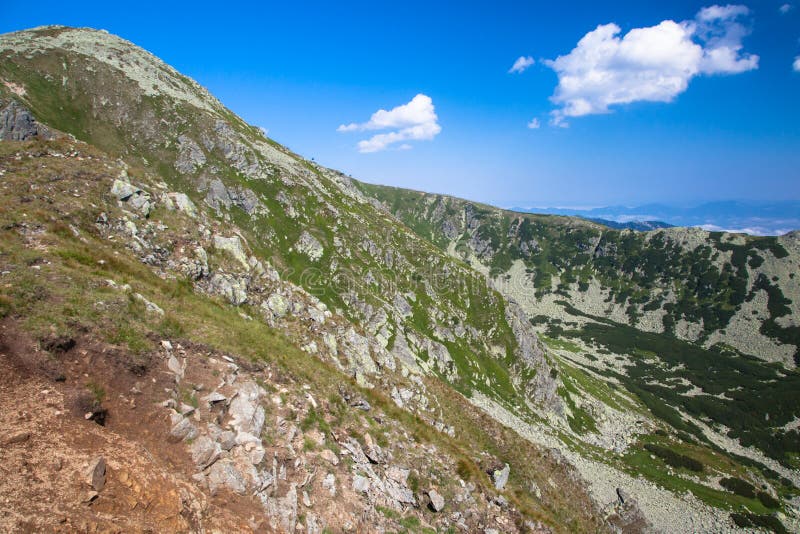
[
  {"xmin": 85, "ymin": 457, "xmax": 106, "ymax": 492},
  {"xmin": 263, "ymin": 293, "xmax": 289, "ymax": 318},
  {"xmin": 134, "ymin": 293, "xmax": 164, "ymax": 315},
  {"xmin": 352, "ymin": 474, "xmax": 370, "ymax": 493},
  {"xmin": 165, "ymin": 192, "xmax": 198, "ymax": 217},
  {"xmin": 208, "ymin": 273, "xmax": 248, "ymax": 305},
  {"xmin": 322, "ymin": 473, "xmax": 336, "ymax": 496},
  {"xmin": 203, "ymin": 391, "xmax": 227, "ymax": 405},
  {"xmin": 167, "ymin": 354, "xmax": 184, "ymax": 379},
  {"xmin": 1, "ymin": 431, "xmax": 30, "ymax": 447},
  {"xmin": 490, "ymin": 463, "xmax": 510, "ymax": 491},
  {"xmin": 428, "ymin": 489, "xmax": 445, "ymax": 512},
  {"xmin": 319, "ymin": 448, "xmax": 339, "ymax": 466},
  {"xmin": 227, "ymin": 381, "xmax": 266, "ymax": 438},
  {"xmin": 169, "ymin": 415, "xmax": 198, "ymax": 442},
  {"xmin": 207, "ymin": 458, "xmax": 247, "ymax": 495},
  {"xmin": 386, "ymin": 466, "xmax": 409, "ymax": 485},
  {"xmin": 190, "ymin": 436, "xmax": 221, "ymax": 468},
  {"xmin": 110, "ymin": 179, "xmax": 152, "ymax": 216},
  {"xmin": 175, "ymin": 134, "xmax": 206, "ymax": 174}
]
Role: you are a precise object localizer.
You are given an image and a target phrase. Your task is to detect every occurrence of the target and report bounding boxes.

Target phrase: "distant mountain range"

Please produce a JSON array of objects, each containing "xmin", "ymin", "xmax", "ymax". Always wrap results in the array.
[
  {"xmin": 586, "ymin": 218, "xmax": 673, "ymax": 231},
  {"xmin": 508, "ymin": 201, "xmax": 800, "ymax": 236}
]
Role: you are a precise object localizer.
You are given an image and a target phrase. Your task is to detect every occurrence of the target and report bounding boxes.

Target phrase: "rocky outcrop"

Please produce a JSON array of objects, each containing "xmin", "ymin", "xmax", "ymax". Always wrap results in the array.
[
  {"xmin": 175, "ymin": 134, "xmax": 206, "ymax": 174},
  {"xmin": 204, "ymin": 178, "xmax": 268, "ymax": 216},
  {"xmin": 0, "ymin": 99, "xmax": 54, "ymax": 141},
  {"xmin": 295, "ymin": 231, "xmax": 324, "ymax": 261}
]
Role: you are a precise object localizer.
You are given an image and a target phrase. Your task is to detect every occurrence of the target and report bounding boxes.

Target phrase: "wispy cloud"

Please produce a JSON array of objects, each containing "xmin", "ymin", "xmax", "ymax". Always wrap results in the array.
[
  {"xmin": 337, "ymin": 94, "xmax": 441, "ymax": 153},
  {"xmin": 779, "ymin": 3, "xmax": 792, "ymax": 14},
  {"xmin": 544, "ymin": 5, "xmax": 758, "ymax": 126},
  {"xmin": 527, "ymin": 118, "xmax": 541, "ymax": 129},
  {"xmin": 794, "ymin": 56, "xmax": 800, "ymax": 72},
  {"xmin": 509, "ymin": 55, "xmax": 535, "ymax": 73}
]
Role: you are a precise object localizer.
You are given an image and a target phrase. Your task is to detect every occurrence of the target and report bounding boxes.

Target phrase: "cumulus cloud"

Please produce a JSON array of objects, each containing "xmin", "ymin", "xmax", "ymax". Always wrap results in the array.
[
  {"xmin": 509, "ymin": 55, "xmax": 535, "ymax": 73},
  {"xmin": 544, "ymin": 5, "xmax": 758, "ymax": 126},
  {"xmin": 337, "ymin": 94, "xmax": 441, "ymax": 152},
  {"xmin": 794, "ymin": 56, "xmax": 800, "ymax": 72},
  {"xmin": 779, "ymin": 3, "xmax": 792, "ymax": 13},
  {"xmin": 527, "ymin": 118, "xmax": 541, "ymax": 129}
]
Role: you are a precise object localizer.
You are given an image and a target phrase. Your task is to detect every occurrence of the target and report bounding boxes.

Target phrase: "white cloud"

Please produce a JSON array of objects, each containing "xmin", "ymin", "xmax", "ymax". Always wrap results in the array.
[
  {"xmin": 544, "ymin": 5, "xmax": 758, "ymax": 126},
  {"xmin": 509, "ymin": 55, "xmax": 535, "ymax": 73},
  {"xmin": 779, "ymin": 3, "xmax": 792, "ymax": 13},
  {"xmin": 794, "ymin": 56, "xmax": 800, "ymax": 72},
  {"xmin": 696, "ymin": 4, "xmax": 750, "ymax": 21},
  {"xmin": 527, "ymin": 118, "xmax": 541, "ymax": 129},
  {"xmin": 337, "ymin": 94, "xmax": 441, "ymax": 152}
]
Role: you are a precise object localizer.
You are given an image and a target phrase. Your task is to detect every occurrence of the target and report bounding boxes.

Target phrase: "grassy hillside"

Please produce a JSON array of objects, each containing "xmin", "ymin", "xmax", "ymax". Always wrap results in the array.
[{"xmin": 2, "ymin": 25, "xmax": 798, "ymax": 532}]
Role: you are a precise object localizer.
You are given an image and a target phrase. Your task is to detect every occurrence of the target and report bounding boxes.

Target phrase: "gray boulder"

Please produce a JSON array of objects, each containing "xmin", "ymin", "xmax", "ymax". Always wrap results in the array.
[
  {"xmin": 175, "ymin": 134, "xmax": 206, "ymax": 174},
  {"xmin": 352, "ymin": 474, "xmax": 370, "ymax": 493},
  {"xmin": 427, "ymin": 489, "xmax": 445, "ymax": 512},
  {"xmin": 213, "ymin": 234, "xmax": 249, "ymax": 269},
  {"xmin": 110, "ymin": 179, "xmax": 152, "ymax": 217},
  {"xmin": 190, "ymin": 436, "xmax": 221, "ymax": 468},
  {"xmin": 85, "ymin": 457, "xmax": 107, "ymax": 492},
  {"xmin": 169, "ymin": 415, "xmax": 198, "ymax": 442},
  {"xmin": 165, "ymin": 192, "xmax": 198, "ymax": 217},
  {"xmin": 491, "ymin": 463, "xmax": 510, "ymax": 490},
  {"xmin": 208, "ymin": 272, "xmax": 248, "ymax": 305},
  {"xmin": 207, "ymin": 458, "xmax": 247, "ymax": 495},
  {"xmin": 228, "ymin": 381, "xmax": 266, "ymax": 438}
]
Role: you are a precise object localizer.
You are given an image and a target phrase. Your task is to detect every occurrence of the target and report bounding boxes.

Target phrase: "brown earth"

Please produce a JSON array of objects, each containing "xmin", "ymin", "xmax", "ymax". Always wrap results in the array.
[{"xmin": 0, "ymin": 318, "xmax": 269, "ymax": 533}]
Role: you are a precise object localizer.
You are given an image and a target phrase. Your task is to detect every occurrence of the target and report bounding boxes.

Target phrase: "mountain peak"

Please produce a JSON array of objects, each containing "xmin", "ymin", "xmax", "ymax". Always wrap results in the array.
[{"xmin": 1, "ymin": 25, "xmax": 223, "ymax": 114}]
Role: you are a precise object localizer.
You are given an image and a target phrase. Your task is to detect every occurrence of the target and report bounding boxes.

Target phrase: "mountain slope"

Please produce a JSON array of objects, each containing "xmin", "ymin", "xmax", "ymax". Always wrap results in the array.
[
  {"xmin": 357, "ymin": 186, "xmax": 800, "ymax": 527},
  {"xmin": 1, "ymin": 25, "xmax": 798, "ymax": 533}
]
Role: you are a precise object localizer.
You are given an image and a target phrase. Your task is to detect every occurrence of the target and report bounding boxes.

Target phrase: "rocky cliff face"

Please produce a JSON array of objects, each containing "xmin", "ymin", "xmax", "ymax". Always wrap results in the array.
[{"xmin": 1, "ymin": 26, "xmax": 798, "ymax": 533}]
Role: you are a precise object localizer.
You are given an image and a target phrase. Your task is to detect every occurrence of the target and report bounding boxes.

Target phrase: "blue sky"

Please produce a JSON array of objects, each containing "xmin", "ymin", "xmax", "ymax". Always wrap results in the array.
[{"xmin": 2, "ymin": 1, "xmax": 800, "ymax": 207}]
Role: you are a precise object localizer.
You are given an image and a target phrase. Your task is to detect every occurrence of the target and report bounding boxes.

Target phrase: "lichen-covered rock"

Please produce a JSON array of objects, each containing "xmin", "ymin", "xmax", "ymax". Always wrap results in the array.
[
  {"xmin": 110, "ymin": 178, "xmax": 152, "ymax": 217},
  {"xmin": 295, "ymin": 231, "xmax": 324, "ymax": 261},
  {"xmin": 203, "ymin": 178, "xmax": 267, "ymax": 216},
  {"xmin": 110, "ymin": 179, "xmax": 139, "ymax": 201},
  {"xmin": 134, "ymin": 293, "xmax": 164, "ymax": 315},
  {"xmin": 213, "ymin": 234, "xmax": 249, "ymax": 269},
  {"xmin": 175, "ymin": 134, "xmax": 206, "ymax": 174},
  {"xmin": 165, "ymin": 192, "xmax": 198, "ymax": 217},
  {"xmin": 208, "ymin": 273, "xmax": 248, "ymax": 305},
  {"xmin": 491, "ymin": 463, "xmax": 510, "ymax": 490},
  {"xmin": 262, "ymin": 293, "xmax": 289, "ymax": 318},
  {"xmin": 342, "ymin": 328, "xmax": 377, "ymax": 376}
]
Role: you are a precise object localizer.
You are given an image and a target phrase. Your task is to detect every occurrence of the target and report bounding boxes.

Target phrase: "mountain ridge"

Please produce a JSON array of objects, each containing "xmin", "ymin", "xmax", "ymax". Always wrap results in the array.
[{"xmin": 1, "ymin": 25, "xmax": 798, "ymax": 533}]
